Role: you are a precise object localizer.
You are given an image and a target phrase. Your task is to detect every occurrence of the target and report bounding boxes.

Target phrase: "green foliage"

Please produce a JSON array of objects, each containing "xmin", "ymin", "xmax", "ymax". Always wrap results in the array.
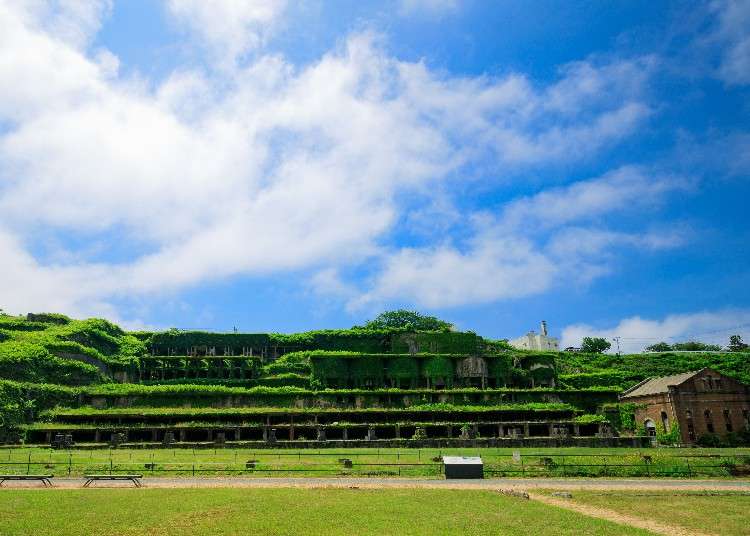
[
  {"xmin": 647, "ymin": 340, "xmax": 723, "ymax": 352},
  {"xmin": 728, "ymin": 335, "xmax": 748, "ymax": 352},
  {"xmin": 261, "ymin": 352, "xmax": 311, "ymax": 376},
  {"xmin": 25, "ymin": 312, "xmax": 72, "ymax": 325},
  {"xmin": 0, "ymin": 380, "xmax": 78, "ymax": 435},
  {"xmin": 574, "ymin": 414, "xmax": 607, "ymax": 424},
  {"xmin": 149, "ymin": 331, "xmax": 272, "ymax": 354},
  {"xmin": 486, "ymin": 355, "xmax": 513, "ymax": 385},
  {"xmin": 0, "ymin": 316, "xmax": 48, "ymax": 331},
  {"xmin": 601, "ymin": 403, "xmax": 639, "ymax": 432},
  {"xmin": 581, "ymin": 337, "xmax": 612, "ymax": 353},
  {"xmin": 386, "ymin": 356, "xmax": 419, "ymax": 386},
  {"xmin": 556, "ymin": 350, "xmax": 750, "ymax": 386},
  {"xmin": 645, "ymin": 342, "xmax": 672, "ymax": 352},
  {"xmin": 656, "ymin": 420, "xmax": 681, "ymax": 445},
  {"xmin": 360, "ymin": 310, "xmax": 452, "ymax": 331},
  {"xmin": 559, "ymin": 371, "xmax": 629, "ymax": 389},
  {"xmin": 696, "ymin": 433, "xmax": 723, "ymax": 447},
  {"xmin": 390, "ymin": 331, "xmax": 480, "ymax": 354},
  {"xmin": 421, "ymin": 356, "xmax": 454, "ymax": 386},
  {"xmin": 348, "ymin": 356, "xmax": 384, "ymax": 387},
  {"xmin": 0, "ymin": 341, "xmax": 102, "ymax": 385},
  {"xmin": 483, "ymin": 339, "xmax": 513, "ymax": 352},
  {"xmin": 671, "ymin": 341, "xmax": 722, "ymax": 351}
]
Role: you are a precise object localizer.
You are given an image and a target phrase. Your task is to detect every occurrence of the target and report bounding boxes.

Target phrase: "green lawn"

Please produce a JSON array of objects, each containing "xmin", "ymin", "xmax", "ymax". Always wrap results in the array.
[
  {"xmin": 1, "ymin": 446, "xmax": 748, "ymax": 478},
  {"xmin": 566, "ymin": 491, "xmax": 750, "ymax": 536},
  {"xmin": 0, "ymin": 488, "xmax": 651, "ymax": 535}
]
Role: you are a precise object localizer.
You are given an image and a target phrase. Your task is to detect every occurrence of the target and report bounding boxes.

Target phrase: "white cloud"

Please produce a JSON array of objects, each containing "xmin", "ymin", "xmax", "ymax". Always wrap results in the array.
[
  {"xmin": 711, "ymin": 0, "xmax": 750, "ymax": 85},
  {"xmin": 562, "ymin": 309, "xmax": 750, "ymax": 353},
  {"xmin": 7, "ymin": 0, "xmax": 112, "ymax": 49},
  {"xmin": 355, "ymin": 166, "xmax": 688, "ymax": 309},
  {"xmin": 499, "ymin": 166, "xmax": 691, "ymax": 231},
  {"xmin": 0, "ymin": 3, "xmax": 660, "ymax": 320},
  {"xmin": 354, "ymin": 237, "xmax": 557, "ymax": 309},
  {"xmin": 166, "ymin": 0, "xmax": 287, "ymax": 62}
]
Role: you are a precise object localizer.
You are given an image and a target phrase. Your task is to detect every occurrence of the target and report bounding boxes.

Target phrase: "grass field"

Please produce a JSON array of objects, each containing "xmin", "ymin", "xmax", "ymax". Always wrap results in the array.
[
  {"xmin": 0, "ymin": 488, "xmax": 651, "ymax": 535},
  {"xmin": 563, "ymin": 490, "xmax": 750, "ymax": 536},
  {"xmin": 2, "ymin": 446, "xmax": 749, "ymax": 478}
]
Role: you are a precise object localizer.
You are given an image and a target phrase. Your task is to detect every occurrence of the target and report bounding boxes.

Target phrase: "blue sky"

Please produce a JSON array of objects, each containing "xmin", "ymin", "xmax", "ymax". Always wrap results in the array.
[{"xmin": 0, "ymin": 0, "xmax": 749, "ymax": 351}]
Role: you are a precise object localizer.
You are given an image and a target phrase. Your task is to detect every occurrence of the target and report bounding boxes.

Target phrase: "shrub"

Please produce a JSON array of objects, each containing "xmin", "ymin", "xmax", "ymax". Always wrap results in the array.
[{"xmin": 697, "ymin": 433, "xmax": 723, "ymax": 447}]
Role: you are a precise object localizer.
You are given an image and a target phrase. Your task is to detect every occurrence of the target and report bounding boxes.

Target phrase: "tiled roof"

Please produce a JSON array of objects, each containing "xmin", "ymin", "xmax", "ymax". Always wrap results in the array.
[{"xmin": 620, "ymin": 370, "xmax": 702, "ymax": 398}]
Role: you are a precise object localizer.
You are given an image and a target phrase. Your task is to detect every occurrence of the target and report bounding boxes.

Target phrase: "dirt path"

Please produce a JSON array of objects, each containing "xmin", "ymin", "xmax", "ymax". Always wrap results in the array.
[
  {"xmin": 529, "ymin": 493, "xmax": 714, "ymax": 536},
  {"xmin": 2, "ymin": 476, "xmax": 750, "ymax": 491}
]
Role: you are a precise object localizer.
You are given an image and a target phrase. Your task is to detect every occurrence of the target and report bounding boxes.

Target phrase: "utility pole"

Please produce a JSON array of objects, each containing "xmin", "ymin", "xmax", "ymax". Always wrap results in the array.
[{"xmin": 613, "ymin": 336, "xmax": 621, "ymax": 356}]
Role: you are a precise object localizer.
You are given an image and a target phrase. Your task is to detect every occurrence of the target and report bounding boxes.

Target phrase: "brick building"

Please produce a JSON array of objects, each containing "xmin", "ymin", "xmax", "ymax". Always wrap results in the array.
[{"xmin": 620, "ymin": 368, "xmax": 750, "ymax": 444}]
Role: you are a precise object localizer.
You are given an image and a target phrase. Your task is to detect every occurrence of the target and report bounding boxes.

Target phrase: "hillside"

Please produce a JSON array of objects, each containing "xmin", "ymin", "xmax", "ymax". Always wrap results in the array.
[{"xmin": 1, "ymin": 312, "xmax": 748, "ymax": 446}]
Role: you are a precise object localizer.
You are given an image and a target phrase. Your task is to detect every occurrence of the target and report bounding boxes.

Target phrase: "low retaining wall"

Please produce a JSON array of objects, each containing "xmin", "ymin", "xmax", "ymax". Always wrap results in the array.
[{"xmin": 27, "ymin": 436, "xmax": 651, "ymax": 449}]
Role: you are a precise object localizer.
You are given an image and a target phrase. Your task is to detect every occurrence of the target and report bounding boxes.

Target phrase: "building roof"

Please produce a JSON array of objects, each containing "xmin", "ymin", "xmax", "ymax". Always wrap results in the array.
[
  {"xmin": 620, "ymin": 370, "xmax": 704, "ymax": 398},
  {"xmin": 442, "ymin": 456, "xmax": 483, "ymax": 465}
]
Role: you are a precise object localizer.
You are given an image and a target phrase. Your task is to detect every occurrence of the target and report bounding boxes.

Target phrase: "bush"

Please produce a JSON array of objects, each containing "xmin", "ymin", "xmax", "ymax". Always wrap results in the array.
[{"xmin": 697, "ymin": 433, "xmax": 723, "ymax": 447}]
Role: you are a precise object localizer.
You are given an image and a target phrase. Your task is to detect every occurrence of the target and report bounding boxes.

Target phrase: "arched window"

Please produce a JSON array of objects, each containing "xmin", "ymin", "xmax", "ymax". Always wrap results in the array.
[
  {"xmin": 660, "ymin": 411, "xmax": 670, "ymax": 432},
  {"xmin": 644, "ymin": 419, "xmax": 657, "ymax": 437},
  {"xmin": 685, "ymin": 410, "xmax": 695, "ymax": 441},
  {"xmin": 723, "ymin": 409, "xmax": 733, "ymax": 432},
  {"xmin": 704, "ymin": 409, "xmax": 714, "ymax": 433}
]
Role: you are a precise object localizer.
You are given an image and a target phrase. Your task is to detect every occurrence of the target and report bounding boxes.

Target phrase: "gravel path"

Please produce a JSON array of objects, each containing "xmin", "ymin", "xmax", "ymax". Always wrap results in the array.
[{"xmin": 3, "ymin": 476, "xmax": 750, "ymax": 490}]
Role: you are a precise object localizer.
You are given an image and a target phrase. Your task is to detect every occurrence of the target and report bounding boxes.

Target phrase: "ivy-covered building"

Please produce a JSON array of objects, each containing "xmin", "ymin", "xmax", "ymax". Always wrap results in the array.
[{"xmin": 308, "ymin": 352, "xmax": 557, "ymax": 389}]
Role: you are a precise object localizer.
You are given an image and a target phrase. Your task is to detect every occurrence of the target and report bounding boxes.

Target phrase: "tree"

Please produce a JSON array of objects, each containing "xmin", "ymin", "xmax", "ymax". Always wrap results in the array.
[
  {"xmin": 581, "ymin": 337, "xmax": 611, "ymax": 354},
  {"xmin": 728, "ymin": 335, "xmax": 749, "ymax": 352},
  {"xmin": 645, "ymin": 342, "xmax": 672, "ymax": 352},
  {"xmin": 361, "ymin": 310, "xmax": 453, "ymax": 331},
  {"xmin": 671, "ymin": 341, "xmax": 721, "ymax": 351}
]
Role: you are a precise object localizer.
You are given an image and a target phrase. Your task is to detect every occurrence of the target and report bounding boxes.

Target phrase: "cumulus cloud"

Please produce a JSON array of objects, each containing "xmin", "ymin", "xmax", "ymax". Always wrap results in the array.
[
  {"xmin": 562, "ymin": 309, "xmax": 750, "ymax": 353},
  {"xmin": 0, "ymin": 2, "xmax": 661, "ymax": 320},
  {"xmin": 166, "ymin": 0, "xmax": 287, "ymax": 62}
]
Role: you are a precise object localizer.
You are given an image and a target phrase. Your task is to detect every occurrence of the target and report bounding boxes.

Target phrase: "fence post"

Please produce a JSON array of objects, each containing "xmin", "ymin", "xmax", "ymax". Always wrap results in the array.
[
  {"xmin": 192, "ymin": 464, "xmax": 195, "ymax": 477},
  {"xmin": 110, "ymin": 458, "xmax": 113, "ymax": 475},
  {"xmin": 27, "ymin": 452, "xmax": 31, "ymax": 475},
  {"xmin": 68, "ymin": 453, "xmax": 72, "ymax": 476}
]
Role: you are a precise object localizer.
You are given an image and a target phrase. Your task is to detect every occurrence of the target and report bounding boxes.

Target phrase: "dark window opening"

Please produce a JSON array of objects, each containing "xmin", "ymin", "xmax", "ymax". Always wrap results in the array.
[
  {"xmin": 705, "ymin": 409, "xmax": 714, "ymax": 433},
  {"xmin": 724, "ymin": 409, "xmax": 733, "ymax": 432},
  {"xmin": 660, "ymin": 411, "xmax": 670, "ymax": 432}
]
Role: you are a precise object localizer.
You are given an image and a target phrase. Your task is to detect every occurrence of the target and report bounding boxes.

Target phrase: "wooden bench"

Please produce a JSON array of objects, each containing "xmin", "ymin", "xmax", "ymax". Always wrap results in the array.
[
  {"xmin": 0, "ymin": 475, "xmax": 54, "ymax": 487},
  {"xmin": 83, "ymin": 474, "xmax": 143, "ymax": 488}
]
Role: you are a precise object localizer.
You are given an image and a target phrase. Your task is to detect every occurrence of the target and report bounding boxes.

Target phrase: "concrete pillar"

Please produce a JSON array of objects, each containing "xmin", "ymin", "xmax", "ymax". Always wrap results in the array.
[
  {"xmin": 151, "ymin": 429, "xmax": 158, "ymax": 442},
  {"xmin": 395, "ymin": 424, "xmax": 400, "ymax": 439},
  {"xmin": 548, "ymin": 424, "xmax": 555, "ymax": 437},
  {"xmin": 289, "ymin": 424, "xmax": 295, "ymax": 441},
  {"xmin": 523, "ymin": 423, "xmax": 530, "ymax": 437},
  {"xmin": 342, "ymin": 428, "xmax": 348, "ymax": 440},
  {"xmin": 234, "ymin": 429, "xmax": 241, "ymax": 441},
  {"xmin": 45, "ymin": 431, "xmax": 52, "ymax": 443},
  {"xmin": 497, "ymin": 424, "xmax": 504, "ymax": 437},
  {"xmin": 179, "ymin": 429, "xmax": 186, "ymax": 442},
  {"xmin": 446, "ymin": 425, "xmax": 453, "ymax": 438},
  {"xmin": 573, "ymin": 424, "xmax": 580, "ymax": 436},
  {"xmin": 207, "ymin": 429, "xmax": 213, "ymax": 441}
]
